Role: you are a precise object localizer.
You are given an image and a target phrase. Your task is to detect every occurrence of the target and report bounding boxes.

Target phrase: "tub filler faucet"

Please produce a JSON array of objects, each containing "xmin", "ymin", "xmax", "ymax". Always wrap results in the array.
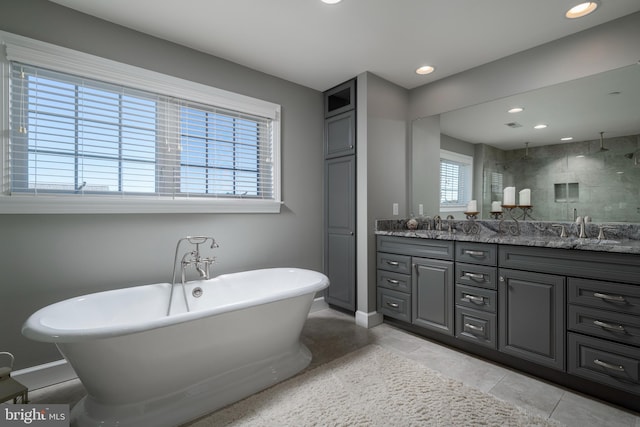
[{"xmin": 167, "ymin": 236, "xmax": 219, "ymax": 315}]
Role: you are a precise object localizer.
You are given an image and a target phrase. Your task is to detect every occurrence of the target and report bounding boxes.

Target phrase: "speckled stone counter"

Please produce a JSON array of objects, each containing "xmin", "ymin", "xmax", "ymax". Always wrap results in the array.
[{"xmin": 375, "ymin": 219, "xmax": 640, "ymax": 255}]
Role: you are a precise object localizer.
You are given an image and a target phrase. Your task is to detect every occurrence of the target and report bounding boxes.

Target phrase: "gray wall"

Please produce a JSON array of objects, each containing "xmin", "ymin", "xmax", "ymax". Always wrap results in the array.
[
  {"xmin": 357, "ymin": 72, "xmax": 409, "ymax": 314},
  {"xmin": 0, "ymin": 0, "xmax": 324, "ymax": 370}
]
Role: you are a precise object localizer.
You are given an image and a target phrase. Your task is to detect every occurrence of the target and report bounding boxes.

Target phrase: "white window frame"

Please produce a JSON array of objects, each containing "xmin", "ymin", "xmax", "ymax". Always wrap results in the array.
[
  {"xmin": 0, "ymin": 31, "xmax": 281, "ymax": 214},
  {"xmin": 439, "ymin": 149, "xmax": 473, "ymax": 212}
]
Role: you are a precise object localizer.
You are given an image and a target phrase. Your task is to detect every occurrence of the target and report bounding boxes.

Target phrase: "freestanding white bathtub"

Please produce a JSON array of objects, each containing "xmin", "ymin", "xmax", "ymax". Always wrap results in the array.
[{"xmin": 22, "ymin": 268, "xmax": 329, "ymax": 427}]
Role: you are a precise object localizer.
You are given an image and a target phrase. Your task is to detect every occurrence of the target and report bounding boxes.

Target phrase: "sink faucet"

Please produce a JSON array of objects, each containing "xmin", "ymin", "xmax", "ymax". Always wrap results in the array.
[
  {"xmin": 446, "ymin": 215, "xmax": 455, "ymax": 234},
  {"xmin": 434, "ymin": 215, "xmax": 442, "ymax": 231},
  {"xmin": 575, "ymin": 216, "xmax": 590, "ymax": 238}
]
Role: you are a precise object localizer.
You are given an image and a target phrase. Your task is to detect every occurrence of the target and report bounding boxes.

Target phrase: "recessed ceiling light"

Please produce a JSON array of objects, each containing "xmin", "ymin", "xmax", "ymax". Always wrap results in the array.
[
  {"xmin": 321, "ymin": 0, "xmax": 342, "ymax": 4},
  {"xmin": 508, "ymin": 107, "xmax": 524, "ymax": 113},
  {"xmin": 534, "ymin": 124, "xmax": 548, "ymax": 129},
  {"xmin": 565, "ymin": 2, "xmax": 599, "ymax": 19},
  {"xmin": 561, "ymin": 137, "xmax": 573, "ymax": 141},
  {"xmin": 416, "ymin": 65, "xmax": 435, "ymax": 75}
]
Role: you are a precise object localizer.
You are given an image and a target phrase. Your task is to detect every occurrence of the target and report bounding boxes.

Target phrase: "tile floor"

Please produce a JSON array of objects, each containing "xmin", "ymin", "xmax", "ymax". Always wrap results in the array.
[{"xmin": 26, "ymin": 308, "xmax": 640, "ymax": 426}]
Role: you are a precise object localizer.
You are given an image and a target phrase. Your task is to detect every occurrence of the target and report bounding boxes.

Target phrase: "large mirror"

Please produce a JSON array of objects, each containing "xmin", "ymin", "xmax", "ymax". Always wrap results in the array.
[{"xmin": 412, "ymin": 63, "xmax": 640, "ymax": 223}]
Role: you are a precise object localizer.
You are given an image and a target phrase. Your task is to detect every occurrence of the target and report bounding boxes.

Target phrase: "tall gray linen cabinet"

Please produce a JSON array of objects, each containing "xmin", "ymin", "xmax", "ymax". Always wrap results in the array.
[{"xmin": 323, "ymin": 79, "xmax": 356, "ymax": 311}]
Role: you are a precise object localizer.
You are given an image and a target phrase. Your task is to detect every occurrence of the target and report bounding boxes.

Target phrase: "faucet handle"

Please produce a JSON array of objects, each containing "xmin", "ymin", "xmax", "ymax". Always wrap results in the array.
[
  {"xmin": 551, "ymin": 224, "xmax": 567, "ymax": 238},
  {"xmin": 597, "ymin": 226, "xmax": 615, "ymax": 240}
]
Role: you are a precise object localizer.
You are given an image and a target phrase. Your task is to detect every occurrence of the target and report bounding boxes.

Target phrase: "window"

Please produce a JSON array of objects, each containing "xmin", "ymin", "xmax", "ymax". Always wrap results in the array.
[
  {"xmin": 0, "ymin": 31, "xmax": 281, "ymax": 213},
  {"xmin": 440, "ymin": 150, "xmax": 472, "ymax": 211}
]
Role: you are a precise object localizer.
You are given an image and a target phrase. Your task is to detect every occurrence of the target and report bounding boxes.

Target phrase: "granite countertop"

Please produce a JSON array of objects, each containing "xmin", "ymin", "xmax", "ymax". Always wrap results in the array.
[{"xmin": 375, "ymin": 219, "xmax": 640, "ymax": 255}]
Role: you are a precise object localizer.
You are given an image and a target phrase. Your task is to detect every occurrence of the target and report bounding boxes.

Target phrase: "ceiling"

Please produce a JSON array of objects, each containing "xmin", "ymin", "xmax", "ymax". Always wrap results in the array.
[{"xmin": 49, "ymin": 0, "xmax": 640, "ymax": 92}]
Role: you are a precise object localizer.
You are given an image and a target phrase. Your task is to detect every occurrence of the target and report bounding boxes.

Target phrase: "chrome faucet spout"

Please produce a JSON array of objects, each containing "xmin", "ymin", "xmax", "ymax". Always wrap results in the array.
[
  {"xmin": 575, "ymin": 217, "xmax": 588, "ymax": 238},
  {"xmin": 167, "ymin": 236, "xmax": 219, "ymax": 316}
]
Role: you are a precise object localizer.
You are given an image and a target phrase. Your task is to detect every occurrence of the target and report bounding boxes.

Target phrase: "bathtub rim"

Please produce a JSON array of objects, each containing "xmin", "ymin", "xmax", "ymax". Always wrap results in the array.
[{"xmin": 22, "ymin": 267, "xmax": 329, "ymax": 344}]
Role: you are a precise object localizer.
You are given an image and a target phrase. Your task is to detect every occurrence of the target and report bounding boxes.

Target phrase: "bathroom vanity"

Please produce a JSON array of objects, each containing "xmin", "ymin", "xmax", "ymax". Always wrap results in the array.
[{"xmin": 376, "ymin": 220, "xmax": 640, "ymax": 412}]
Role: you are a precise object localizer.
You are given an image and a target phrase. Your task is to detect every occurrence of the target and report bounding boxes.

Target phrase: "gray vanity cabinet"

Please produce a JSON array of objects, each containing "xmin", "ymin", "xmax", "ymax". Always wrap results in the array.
[
  {"xmin": 567, "ymin": 277, "xmax": 640, "ymax": 394},
  {"xmin": 376, "ymin": 236, "xmax": 454, "ymax": 329},
  {"xmin": 454, "ymin": 242, "xmax": 498, "ymax": 348},
  {"xmin": 499, "ymin": 268, "xmax": 566, "ymax": 371},
  {"xmin": 376, "ymin": 234, "xmax": 640, "ymax": 412},
  {"xmin": 412, "ymin": 257, "xmax": 455, "ymax": 335},
  {"xmin": 324, "ymin": 79, "xmax": 356, "ymax": 311}
]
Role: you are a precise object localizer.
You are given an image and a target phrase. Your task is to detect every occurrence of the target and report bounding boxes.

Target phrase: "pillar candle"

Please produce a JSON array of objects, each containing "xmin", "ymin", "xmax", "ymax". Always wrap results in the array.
[
  {"xmin": 519, "ymin": 188, "xmax": 531, "ymax": 206},
  {"xmin": 491, "ymin": 201, "xmax": 502, "ymax": 212},
  {"xmin": 467, "ymin": 200, "xmax": 477, "ymax": 212},
  {"xmin": 503, "ymin": 187, "xmax": 516, "ymax": 206}
]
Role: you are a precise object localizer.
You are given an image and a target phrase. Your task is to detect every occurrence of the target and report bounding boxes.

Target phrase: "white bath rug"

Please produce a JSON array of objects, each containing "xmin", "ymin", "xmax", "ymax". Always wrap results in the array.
[{"xmin": 184, "ymin": 344, "xmax": 564, "ymax": 427}]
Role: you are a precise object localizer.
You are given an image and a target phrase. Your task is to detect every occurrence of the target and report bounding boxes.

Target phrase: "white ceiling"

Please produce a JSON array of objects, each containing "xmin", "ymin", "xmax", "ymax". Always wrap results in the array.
[{"xmin": 49, "ymin": 0, "xmax": 640, "ymax": 91}]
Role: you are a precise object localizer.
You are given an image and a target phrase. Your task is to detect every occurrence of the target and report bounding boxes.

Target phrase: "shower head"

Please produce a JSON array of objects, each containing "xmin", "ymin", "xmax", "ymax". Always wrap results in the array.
[{"xmin": 522, "ymin": 142, "xmax": 531, "ymax": 160}]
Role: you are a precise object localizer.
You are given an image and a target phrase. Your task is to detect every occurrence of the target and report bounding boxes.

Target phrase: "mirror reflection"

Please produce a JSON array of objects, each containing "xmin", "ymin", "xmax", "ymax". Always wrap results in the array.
[{"xmin": 412, "ymin": 63, "xmax": 640, "ymax": 223}]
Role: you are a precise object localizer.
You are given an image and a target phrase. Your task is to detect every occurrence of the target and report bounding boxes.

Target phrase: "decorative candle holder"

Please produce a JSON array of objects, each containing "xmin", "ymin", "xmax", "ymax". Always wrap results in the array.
[
  {"xmin": 499, "ymin": 205, "xmax": 521, "ymax": 236},
  {"xmin": 518, "ymin": 205, "xmax": 534, "ymax": 220},
  {"xmin": 490, "ymin": 211, "xmax": 503, "ymax": 220},
  {"xmin": 462, "ymin": 212, "xmax": 480, "ymax": 235}
]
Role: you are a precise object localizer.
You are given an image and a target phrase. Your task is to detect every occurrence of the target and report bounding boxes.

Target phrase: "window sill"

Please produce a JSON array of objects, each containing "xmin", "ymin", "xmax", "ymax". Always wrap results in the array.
[{"xmin": 0, "ymin": 196, "xmax": 283, "ymax": 214}]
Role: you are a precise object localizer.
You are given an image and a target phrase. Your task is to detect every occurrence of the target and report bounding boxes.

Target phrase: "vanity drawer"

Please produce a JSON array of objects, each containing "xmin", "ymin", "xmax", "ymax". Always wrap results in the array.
[
  {"xmin": 456, "ymin": 242, "xmax": 497, "ymax": 266},
  {"xmin": 568, "ymin": 278, "xmax": 640, "ymax": 316},
  {"xmin": 378, "ymin": 287, "xmax": 411, "ymax": 322},
  {"xmin": 377, "ymin": 269, "xmax": 411, "ymax": 293},
  {"xmin": 568, "ymin": 332, "xmax": 640, "ymax": 395},
  {"xmin": 455, "ymin": 306, "xmax": 497, "ymax": 349},
  {"xmin": 377, "ymin": 252, "xmax": 411, "ymax": 274},
  {"xmin": 568, "ymin": 305, "xmax": 640, "ymax": 347},
  {"xmin": 377, "ymin": 235, "xmax": 454, "ymax": 260},
  {"xmin": 455, "ymin": 284, "xmax": 497, "ymax": 313},
  {"xmin": 455, "ymin": 263, "xmax": 497, "ymax": 290}
]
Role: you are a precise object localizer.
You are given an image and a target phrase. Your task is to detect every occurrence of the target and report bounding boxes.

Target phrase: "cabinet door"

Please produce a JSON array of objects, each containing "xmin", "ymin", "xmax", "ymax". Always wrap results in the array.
[
  {"xmin": 324, "ymin": 156, "xmax": 356, "ymax": 311},
  {"xmin": 412, "ymin": 257, "xmax": 454, "ymax": 335},
  {"xmin": 499, "ymin": 269, "xmax": 566, "ymax": 370},
  {"xmin": 324, "ymin": 110, "xmax": 355, "ymax": 159}
]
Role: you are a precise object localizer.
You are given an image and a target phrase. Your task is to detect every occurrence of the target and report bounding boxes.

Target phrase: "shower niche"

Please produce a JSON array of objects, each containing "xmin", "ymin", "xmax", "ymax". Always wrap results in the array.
[{"xmin": 554, "ymin": 183, "xmax": 579, "ymax": 203}]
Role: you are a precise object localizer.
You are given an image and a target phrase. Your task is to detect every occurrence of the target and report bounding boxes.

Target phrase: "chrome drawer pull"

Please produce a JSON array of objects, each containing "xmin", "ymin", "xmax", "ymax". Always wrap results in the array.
[
  {"xmin": 464, "ymin": 250, "xmax": 485, "ymax": 257},
  {"xmin": 386, "ymin": 302, "xmax": 400, "ymax": 309},
  {"xmin": 593, "ymin": 359, "xmax": 625, "ymax": 372},
  {"xmin": 593, "ymin": 320, "xmax": 626, "ymax": 333},
  {"xmin": 387, "ymin": 279, "xmax": 400, "ymax": 285},
  {"xmin": 593, "ymin": 292, "xmax": 626, "ymax": 303},
  {"xmin": 464, "ymin": 272, "xmax": 485, "ymax": 281},
  {"xmin": 463, "ymin": 294, "xmax": 485, "ymax": 304},
  {"xmin": 386, "ymin": 261, "xmax": 400, "ymax": 266},
  {"xmin": 464, "ymin": 323, "xmax": 484, "ymax": 333}
]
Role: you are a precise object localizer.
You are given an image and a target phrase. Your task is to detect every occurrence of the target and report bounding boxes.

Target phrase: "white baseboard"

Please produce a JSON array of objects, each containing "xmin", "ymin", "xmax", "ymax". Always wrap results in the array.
[
  {"xmin": 12, "ymin": 359, "xmax": 77, "ymax": 391},
  {"xmin": 355, "ymin": 310, "xmax": 383, "ymax": 328}
]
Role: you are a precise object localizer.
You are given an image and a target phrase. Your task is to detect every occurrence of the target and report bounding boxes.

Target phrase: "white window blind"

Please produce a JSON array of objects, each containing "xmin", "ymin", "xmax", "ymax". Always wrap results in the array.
[
  {"xmin": 10, "ymin": 63, "xmax": 272, "ymax": 199},
  {"xmin": 440, "ymin": 150, "xmax": 472, "ymax": 210},
  {"xmin": 0, "ymin": 31, "xmax": 281, "ymax": 214}
]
